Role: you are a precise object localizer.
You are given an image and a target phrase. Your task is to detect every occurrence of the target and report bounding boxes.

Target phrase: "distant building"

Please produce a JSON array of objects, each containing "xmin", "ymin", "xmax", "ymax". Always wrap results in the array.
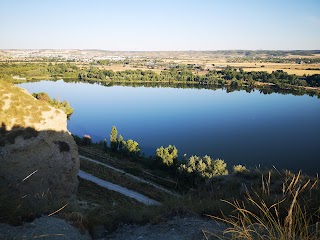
[{"xmin": 12, "ymin": 76, "xmax": 26, "ymax": 80}]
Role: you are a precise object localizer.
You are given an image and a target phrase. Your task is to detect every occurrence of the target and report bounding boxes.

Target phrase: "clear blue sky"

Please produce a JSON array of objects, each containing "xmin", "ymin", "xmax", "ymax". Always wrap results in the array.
[{"xmin": 0, "ymin": 0, "xmax": 319, "ymax": 50}]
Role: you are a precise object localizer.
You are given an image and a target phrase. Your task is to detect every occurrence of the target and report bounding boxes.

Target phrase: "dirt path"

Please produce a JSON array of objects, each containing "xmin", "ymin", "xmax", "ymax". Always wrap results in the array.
[
  {"xmin": 79, "ymin": 155, "xmax": 180, "ymax": 197},
  {"xmin": 78, "ymin": 170, "xmax": 161, "ymax": 206}
]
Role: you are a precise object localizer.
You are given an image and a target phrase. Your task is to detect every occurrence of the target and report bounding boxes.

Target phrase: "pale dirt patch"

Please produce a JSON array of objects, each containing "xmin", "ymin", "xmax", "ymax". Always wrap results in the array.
[
  {"xmin": 286, "ymin": 53, "xmax": 320, "ymax": 59},
  {"xmin": 33, "ymin": 106, "xmax": 67, "ymax": 132},
  {"xmin": 1, "ymin": 93, "xmax": 12, "ymax": 111},
  {"xmin": 0, "ymin": 81, "xmax": 68, "ymax": 132},
  {"xmin": 242, "ymin": 67, "xmax": 320, "ymax": 76},
  {"xmin": 99, "ymin": 65, "xmax": 163, "ymax": 74}
]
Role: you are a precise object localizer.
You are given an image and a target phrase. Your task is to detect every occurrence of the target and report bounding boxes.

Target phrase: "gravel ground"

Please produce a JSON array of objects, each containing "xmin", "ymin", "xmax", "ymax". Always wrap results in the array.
[
  {"xmin": 103, "ymin": 215, "xmax": 227, "ymax": 240},
  {"xmin": 0, "ymin": 216, "xmax": 92, "ymax": 240},
  {"xmin": 0, "ymin": 215, "xmax": 228, "ymax": 240}
]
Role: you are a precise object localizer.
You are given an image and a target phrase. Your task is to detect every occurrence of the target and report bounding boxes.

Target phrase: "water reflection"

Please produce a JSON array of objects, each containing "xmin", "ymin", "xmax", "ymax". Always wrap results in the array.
[{"xmin": 18, "ymin": 80, "xmax": 320, "ymax": 174}]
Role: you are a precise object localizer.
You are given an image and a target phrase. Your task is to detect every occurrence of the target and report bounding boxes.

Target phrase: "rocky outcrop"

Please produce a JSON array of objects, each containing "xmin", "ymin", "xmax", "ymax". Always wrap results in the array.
[
  {"xmin": 0, "ymin": 80, "xmax": 79, "ymax": 218},
  {"xmin": 0, "ymin": 216, "xmax": 91, "ymax": 240},
  {"xmin": 106, "ymin": 215, "xmax": 227, "ymax": 240}
]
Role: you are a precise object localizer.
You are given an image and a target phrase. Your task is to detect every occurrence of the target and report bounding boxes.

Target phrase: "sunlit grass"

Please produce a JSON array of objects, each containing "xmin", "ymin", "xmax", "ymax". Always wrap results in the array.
[{"xmin": 0, "ymin": 80, "xmax": 50, "ymax": 129}]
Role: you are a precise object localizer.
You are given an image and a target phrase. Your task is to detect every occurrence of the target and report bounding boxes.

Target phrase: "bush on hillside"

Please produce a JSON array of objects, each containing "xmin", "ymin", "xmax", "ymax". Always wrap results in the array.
[{"xmin": 156, "ymin": 145, "xmax": 178, "ymax": 167}]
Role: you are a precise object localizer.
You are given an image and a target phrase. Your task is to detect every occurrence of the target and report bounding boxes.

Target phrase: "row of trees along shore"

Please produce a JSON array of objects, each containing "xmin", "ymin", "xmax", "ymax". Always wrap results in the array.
[
  {"xmin": 1, "ymin": 62, "xmax": 320, "ymax": 88},
  {"xmin": 74, "ymin": 126, "xmax": 249, "ymax": 186},
  {"xmin": 77, "ymin": 65, "xmax": 320, "ymax": 88}
]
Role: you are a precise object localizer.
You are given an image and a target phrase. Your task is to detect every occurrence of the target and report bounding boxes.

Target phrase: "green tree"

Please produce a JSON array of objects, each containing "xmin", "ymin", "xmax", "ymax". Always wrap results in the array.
[
  {"xmin": 212, "ymin": 159, "xmax": 228, "ymax": 176},
  {"xmin": 110, "ymin": 126, "xmax": 118, "ymax": 152},
  {"xmin": 118, "ymin": 134, "xmax": 124, "ymax": 150},
  {"xmin": 57, "ymin": 100, "xmax": 74, "ymax": 118},
  {"xmin": 32, "ymin": 92, "xmax": 74, "ymax": 118},
  {"xmin": 233, "ymin": 164, "xmax": 248, "ymax": 173},
  {"xmin": 179, "ymin": 155, "xmax": 228, "ymax": 181},
  {"xmin": 32, "ymin": 92, "xmax": 50, "ymax": 101},
  {"xmin": 156, "ymin": 145, "xmax": 178, "ymax": 166},
  {"xmin": 103, "ymin": 138, "xmax": 107, "ymax": 153},
  {"xmin": 123, "ymin": 139, "xmax": 140, "ymax": 155}
]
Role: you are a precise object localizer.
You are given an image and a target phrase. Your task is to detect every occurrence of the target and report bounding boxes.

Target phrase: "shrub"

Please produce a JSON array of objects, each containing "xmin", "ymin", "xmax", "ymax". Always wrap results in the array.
[
  {"xmin": 32, "ymin": 92, "xmax": 51, "ymax": 101},
  {"xmin": 233, "ymin": 164, "xmax": 248, "ymax": 173},
  {"xmin": 32, "ymin": 92, "xmax": 74, "ymax": 118},
  {"xmin": 212, "ymin": 159, "xmax": 229, "ymax": 175},
  {"xmin": 179, "ymin": 155, "xmax": 228, "ymax": 180},
  {"xmin": 57, "ymin": 100, "xmax": 74, "ymax": 118},
  {"xmin": 156, "ymin": 145, "xmax": 178, "ymax": 167},
  {"xmin": 123, "ymin": 139, "xmax": 140, "ymax": 155}
]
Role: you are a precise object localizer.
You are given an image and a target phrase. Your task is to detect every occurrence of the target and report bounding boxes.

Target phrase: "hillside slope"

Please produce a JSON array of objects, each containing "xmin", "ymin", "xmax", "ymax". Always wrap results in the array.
[{"xmin": 0, "ymin": 80, "xmax": 79, "ymax": 220}]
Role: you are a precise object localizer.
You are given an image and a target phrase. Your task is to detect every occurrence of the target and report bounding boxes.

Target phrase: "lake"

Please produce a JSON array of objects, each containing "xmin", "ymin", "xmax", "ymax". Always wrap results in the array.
[{"xmin": 18, "ymin": 80, "xmax": 320, "ymax": 174}]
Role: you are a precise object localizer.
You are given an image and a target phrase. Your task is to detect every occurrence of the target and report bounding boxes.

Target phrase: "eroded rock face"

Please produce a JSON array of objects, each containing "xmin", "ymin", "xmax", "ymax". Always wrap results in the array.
[{"xmin": 0, "ymin": 80, "xmax": 79, "ymax": 215}]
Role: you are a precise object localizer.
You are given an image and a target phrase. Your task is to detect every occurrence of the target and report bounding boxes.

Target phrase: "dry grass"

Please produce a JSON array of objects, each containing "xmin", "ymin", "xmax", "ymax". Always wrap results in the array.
[
  {"xmin": 96, "ymin": 60, "xmax": 320, "ymax": 76},
  {"xmin": 97, "ymin": 65, "xmax": 163, "ymax": 73},
  {"xmin": 160, "ymin": 59, "xmax": 320, "ymax": 76},
  {"xmin": 0, "ymin": 80, "xmax": 52, "ymax": 130},
  {"xmin": 206, "ymin": 171, "xmax": 320, "ymax": 240},
  {"xmin": 286, "ymin": 54, "xmax": 320, "ymax": 59},
  {"xmin": 200, "ymin": 61, "xmax": 320, "ymax": 76},
  {"xmin": 0, "ymin": 81, "xmax": 68, "ymax": 148},
  {"xmin": 241, "ymin": 67, "xmax": 320, "ymax": 76}
]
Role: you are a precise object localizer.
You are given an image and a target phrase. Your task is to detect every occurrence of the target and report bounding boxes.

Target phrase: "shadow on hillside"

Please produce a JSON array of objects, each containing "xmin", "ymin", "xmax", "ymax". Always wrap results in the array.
[
  {"xmin": 0, "ymin": 122, "xmax": 70, "ymax": 151},
  {"xmin": 0, "ymin": 122, "xmax": 78, "ymax": 225}
]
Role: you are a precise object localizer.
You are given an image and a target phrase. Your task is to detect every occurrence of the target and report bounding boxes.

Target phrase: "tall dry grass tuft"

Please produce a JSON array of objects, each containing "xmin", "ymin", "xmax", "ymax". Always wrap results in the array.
[
  {"xmin": 206, "ymin": 171, "xmax": 320, "ymax": 240},
  {"xmin": 0, "ymin": 171, "xmax": 76, "ymax": 226},
  {"xmin": 59, "ymin": 211, "xmax": 90, "ymax": 233},
  {"xmin": 0, "ymin": 170, "xmax": 40, "ymax": 224}
]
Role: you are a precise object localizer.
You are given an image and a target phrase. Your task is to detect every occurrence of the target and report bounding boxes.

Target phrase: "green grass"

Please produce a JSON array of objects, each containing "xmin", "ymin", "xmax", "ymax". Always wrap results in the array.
[
  {"xmin": 75, "ymin": 179, "xmax": 165, "ymax": 232},
  {"xmin": 2, "ymin": 141, "xmax": 319, "ymax": 238},
  {"xmin": 78, "ymin": 145, "xmax": 178, "ymax": 190},
  {"xmin": 80, "ymin": 160, "xmax": 170, "ymax": 201},
  {"xmin": 52, "ymin": 145, "xmax": 320, "ymax": 238},
  {"xmin": 75, "ymin": 178, "xmax": 237, "ymax": 234},
  {"xmin": 78, "ymin": 160, "xmax": 320, "ymax": 238}
]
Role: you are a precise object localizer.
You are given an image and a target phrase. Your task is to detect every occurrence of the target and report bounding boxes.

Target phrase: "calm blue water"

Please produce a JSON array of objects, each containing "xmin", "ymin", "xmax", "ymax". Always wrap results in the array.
[{"xmin": 18, "ymin": 80, "xmax": 320, "ymax": 174}]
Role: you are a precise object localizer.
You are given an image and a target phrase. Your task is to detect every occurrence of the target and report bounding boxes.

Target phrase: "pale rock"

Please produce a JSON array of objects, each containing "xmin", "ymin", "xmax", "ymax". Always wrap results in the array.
[{"xmin": 0, "ymin": 81, "xmax": 79, "ymax": 214}]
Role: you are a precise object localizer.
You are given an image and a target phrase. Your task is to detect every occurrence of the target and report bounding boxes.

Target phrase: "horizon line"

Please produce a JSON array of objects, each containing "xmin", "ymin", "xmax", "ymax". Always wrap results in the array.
[{"xmin": 1, "ymin": 48, "xmax": 320, "ymax": 52}]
